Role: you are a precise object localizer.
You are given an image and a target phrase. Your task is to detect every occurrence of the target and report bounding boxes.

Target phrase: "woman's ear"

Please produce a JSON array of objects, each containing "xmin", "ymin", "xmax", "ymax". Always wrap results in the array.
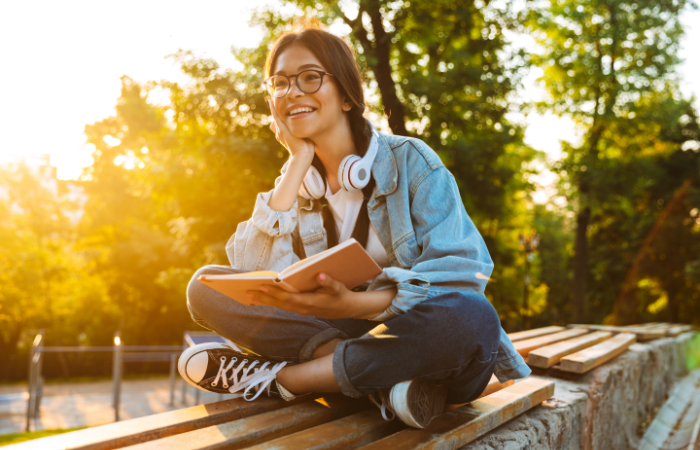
[{"xmin": 342, "ymin": 98, "xmax": 352, "ymax": 112}]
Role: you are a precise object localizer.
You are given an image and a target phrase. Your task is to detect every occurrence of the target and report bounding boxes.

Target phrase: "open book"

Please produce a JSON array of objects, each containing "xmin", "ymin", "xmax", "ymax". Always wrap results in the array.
[{"xmin": 198, "ymin": 239, "xmax": 383, "ymax": 302}]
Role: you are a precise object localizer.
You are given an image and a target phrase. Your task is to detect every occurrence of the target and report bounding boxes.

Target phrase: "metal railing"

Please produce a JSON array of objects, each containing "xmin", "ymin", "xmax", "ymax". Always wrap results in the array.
[{"xmin": 25, "ymin": 331, "xmax": 184, "ymax": 432}]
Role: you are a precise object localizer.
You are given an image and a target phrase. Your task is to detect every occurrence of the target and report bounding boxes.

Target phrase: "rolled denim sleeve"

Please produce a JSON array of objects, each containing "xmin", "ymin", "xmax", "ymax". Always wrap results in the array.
[
  {"xmin": 225, "ymin": 161, "xmax": 302, "ymax": 273},
  {"xmin": 368, "ymin": 166, "xmax": 494, "ymax": 321},
  {"xmin": 250, "ymin": 190, "xmax": 298, "ymax": 237},
  {"xmin": 366, "ymin": 268, "xmax": 430, "ymax": 321}
]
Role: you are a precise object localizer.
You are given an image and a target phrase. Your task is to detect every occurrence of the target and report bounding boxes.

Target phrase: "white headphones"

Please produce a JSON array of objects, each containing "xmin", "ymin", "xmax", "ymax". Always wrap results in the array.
[{"xmin": 298, "ymin": 130, "xmax": 378, "ymax": 200}]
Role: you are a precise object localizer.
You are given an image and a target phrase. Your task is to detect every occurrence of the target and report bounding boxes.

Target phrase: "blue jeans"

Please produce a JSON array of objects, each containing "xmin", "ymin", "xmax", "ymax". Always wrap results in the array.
[{"xmin": 186, "ymin": 265, "xmax": 501, "ymax": 404}]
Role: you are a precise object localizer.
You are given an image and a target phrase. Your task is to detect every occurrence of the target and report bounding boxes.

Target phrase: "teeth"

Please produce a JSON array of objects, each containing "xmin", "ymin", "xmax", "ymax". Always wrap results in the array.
[{"xmin": 288, "ymin": 107, "xmax": 315, "ymax": 116}]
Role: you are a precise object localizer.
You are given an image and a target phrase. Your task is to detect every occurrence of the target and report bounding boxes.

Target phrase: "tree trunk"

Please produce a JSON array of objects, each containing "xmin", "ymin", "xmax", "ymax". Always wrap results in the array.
[
  {"xmin": 573, "ymin": 206, "xmax": 590, "ymax": 323},
  {"xmin": 666, "ymin": 287, "xmax": 679, "ymax": 323},
  {"xmin": 370, "ymin": 55, "xmax": 408, "ymax": 136},
  {"xmin": 347, "ymin": 0, "xmax": 408, "ymax": 136}
]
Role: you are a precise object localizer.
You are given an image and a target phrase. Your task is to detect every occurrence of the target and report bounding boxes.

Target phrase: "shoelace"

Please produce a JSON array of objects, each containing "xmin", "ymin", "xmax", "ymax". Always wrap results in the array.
[
  {"xmin": 369, "ymin": 389, "xmax": 395, "ymax": 421},
  {"xmin": 212, "ymin": 356, "xmax": 287, "ymax": 401}
]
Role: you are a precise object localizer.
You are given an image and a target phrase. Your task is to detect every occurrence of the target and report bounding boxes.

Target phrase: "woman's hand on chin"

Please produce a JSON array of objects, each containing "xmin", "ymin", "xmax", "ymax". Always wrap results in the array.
[
  {"xmin": 245, "ymin": 273, "xmax": 357, "ymax": 319},
  {"xmin": 268, "ymin": 100, "xmax": 315, "ymax": 161}
]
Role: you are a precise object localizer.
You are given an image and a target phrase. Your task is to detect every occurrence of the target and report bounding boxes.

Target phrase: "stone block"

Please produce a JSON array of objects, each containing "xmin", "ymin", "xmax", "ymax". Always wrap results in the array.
[{"xmin": 463, "ymin": 332, "xmax": 696, "ymax": 450}]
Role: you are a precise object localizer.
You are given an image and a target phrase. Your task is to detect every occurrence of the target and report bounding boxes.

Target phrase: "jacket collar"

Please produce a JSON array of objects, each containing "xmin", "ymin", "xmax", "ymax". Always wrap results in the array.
[{"xmin": 370, "ymin": 124, "xmax": 399, "ymax": 197}]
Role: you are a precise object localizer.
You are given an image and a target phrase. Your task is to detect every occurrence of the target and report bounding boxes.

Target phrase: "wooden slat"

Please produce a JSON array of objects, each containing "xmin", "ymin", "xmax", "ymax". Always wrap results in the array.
[
  {"xmin": 444, "ymin": 375, "xmax": 514, "ymax": 413},
  {"xmin": 8, "ymin": 395, "xmax": 315, "ymax": 450},
  {"xmin": 358, "ymin": 377, "xmax": 555, "ymax": 450},
  {"xmin": 567, "ymin": 324, "xmax": 666, "ymax": 341},
  {"xmin": 245, "ymin": 410, "xmax": 405, "ymax": 450},
  {"xmin": 123, "ymin": 397, "xmax": 366, "ymax": 450},
  {"xmin": 631, "ymin": 323, "xmax": 695, "ymax": 337},
  {"xmin": 527, "ymin": 331, "xmax": 613, "ymax": 369},
  {"xmin": 667, "ymin": 325, "xmax": 695, "ymax": 336},
  {"xmin": 480, "ymin": 375, "xmax": 514, "ymax": 398},
  {"xmin": 507, "ymin": 326, "xmax": 565, "ymax": 342},
  {"xmin": 560, "ymin": 333, "xmax": 636, "ymax": 373},
  {"xmin": 627, "ymin": 322, "xmax": 663, "ymax": 329},
  {"xmin": 514, "ymin": 328, "xmax": 589, "ymax": 357}
]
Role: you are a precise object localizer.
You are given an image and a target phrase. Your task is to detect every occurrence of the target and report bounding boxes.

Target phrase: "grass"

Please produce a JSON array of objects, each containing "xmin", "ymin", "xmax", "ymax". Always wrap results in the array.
[
  {"xmin": 0, "ymin": 428, "xmax": 84, "ymax": 447},
  {"xmin": 687, "ymin": 332, "xmax": 700, "ymax": 371}
]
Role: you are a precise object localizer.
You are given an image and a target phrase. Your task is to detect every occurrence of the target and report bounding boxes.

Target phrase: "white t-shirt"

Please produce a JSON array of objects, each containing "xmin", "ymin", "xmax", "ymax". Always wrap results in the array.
[{"xmin": 324, "ymin": 184, "xmax": 391, "ymax": 268}]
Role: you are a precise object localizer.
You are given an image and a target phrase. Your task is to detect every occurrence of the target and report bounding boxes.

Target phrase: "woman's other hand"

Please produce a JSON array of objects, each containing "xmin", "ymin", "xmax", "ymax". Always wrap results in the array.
[
  {"xmin": 245, "ymin": 273, "xmax": 355, "ymax": 319},
  {"xmin": 245, "ymin": 273, "xmax": 397, "ymax": 320},
  {"xmin": 268, "ymin": 100, "xmax": 315, "ymax": 162}
]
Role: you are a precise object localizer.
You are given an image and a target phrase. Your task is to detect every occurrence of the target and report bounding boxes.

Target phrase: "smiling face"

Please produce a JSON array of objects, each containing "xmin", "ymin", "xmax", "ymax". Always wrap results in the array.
[{"xmin": 271, "ymin": 44, "xmax": 352, "ymax": 141}]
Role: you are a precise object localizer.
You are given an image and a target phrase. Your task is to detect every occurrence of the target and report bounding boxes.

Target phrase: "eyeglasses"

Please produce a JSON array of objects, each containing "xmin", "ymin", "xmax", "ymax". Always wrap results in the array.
[{"xmin": 262, "ymin": 70, "xmax": 335, "ymax": 98}]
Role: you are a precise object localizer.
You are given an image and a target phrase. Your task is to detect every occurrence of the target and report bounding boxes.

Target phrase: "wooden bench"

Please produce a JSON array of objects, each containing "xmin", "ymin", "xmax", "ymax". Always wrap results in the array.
[
  {"xmin": 513, "ymin": 323, "xmax": 696, "ymax": 375},
  {"xmin": 6, "ymin": 377, "xmax": 554, "ymax": 450},
  {"xmin": 12, "ymin": 321, "xmax": 693, "ymax": 448}
]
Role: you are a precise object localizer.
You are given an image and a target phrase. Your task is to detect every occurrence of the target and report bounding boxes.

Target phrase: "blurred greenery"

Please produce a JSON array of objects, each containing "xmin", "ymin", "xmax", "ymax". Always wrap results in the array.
[
  {"xmin": 0, "ymin": 428, "xmax": 84, "ymax": 446},
  {"xmin": 1, "ymin": 0, "xmax": 699, "ymax": 382},
  {"xmin": 688, "ymin": 333, "xmax": 700, "ymax": 371},
  {"xmin": 526, "ymin": 0, "xmax": 700, "ymax": 324}
]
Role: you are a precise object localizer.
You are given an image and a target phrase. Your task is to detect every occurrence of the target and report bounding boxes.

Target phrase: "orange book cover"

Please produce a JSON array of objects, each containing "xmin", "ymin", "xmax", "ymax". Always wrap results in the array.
[{"xmin": 198, "ymin": 239, "xmax": 382, "ymax": 303}]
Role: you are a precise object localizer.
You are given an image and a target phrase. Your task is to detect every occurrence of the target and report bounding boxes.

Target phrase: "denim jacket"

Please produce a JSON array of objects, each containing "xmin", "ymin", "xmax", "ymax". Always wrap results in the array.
[{"xmin": 226, "ymin": 127, "xmax": 531, "ymax": 383}]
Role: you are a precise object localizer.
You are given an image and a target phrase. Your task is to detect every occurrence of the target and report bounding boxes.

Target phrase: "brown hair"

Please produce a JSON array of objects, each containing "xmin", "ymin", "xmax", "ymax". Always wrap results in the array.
[{"xmin": 266, "ymin": 27, "xmax": 375, "ymax": 248}]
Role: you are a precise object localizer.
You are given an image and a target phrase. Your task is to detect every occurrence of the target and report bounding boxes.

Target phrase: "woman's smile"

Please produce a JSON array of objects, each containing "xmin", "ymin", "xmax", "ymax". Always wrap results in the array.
[{"xmin": 286, "ymin": 104, "xmax": 317, "ymax": 120}]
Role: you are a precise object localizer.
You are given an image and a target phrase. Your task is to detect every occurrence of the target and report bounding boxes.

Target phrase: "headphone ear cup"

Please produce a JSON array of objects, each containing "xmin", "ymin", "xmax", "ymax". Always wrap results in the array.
[
  {"xmin": 348, "ymin": 158, "xmax": 372, "ymax": 190},
  {"xmin": 298, "ymin": 166, "xmax": 325, "ymax": 200},
  {"xmin": 339, "ymin": 130, "xmax": 378, "ymax": 192},
  {"xmin": 338, "ymin": 154, "xmax": 361, "ymax": 192}
]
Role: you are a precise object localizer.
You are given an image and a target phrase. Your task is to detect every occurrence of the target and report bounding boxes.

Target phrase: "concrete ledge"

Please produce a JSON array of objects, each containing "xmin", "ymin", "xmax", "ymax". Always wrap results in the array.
[{"xmin": 464, "ymin": 332, "xmax": 697, "ymax": 450}]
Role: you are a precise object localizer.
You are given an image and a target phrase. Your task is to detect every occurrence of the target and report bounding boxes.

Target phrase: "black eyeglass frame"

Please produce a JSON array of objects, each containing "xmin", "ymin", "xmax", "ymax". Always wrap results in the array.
[{"xmin": 262, "ymin": 70, "xmax": 336, "ymax": 98}]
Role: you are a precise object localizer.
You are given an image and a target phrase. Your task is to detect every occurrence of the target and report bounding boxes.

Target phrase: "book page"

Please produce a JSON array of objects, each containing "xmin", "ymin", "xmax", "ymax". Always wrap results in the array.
[{"xmin": 201, "ymin": 271, "xmax": 278, "ymax": 279}]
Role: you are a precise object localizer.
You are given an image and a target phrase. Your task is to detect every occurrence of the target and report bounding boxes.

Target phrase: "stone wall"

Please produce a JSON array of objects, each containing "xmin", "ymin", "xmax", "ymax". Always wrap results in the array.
[{"xmin": 464, "ymin": 332, "xmax": 696, "ymax": 450}]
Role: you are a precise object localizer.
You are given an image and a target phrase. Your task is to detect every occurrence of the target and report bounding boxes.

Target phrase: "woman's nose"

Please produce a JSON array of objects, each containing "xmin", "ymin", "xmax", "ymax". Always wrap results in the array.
[{"xmin": 288, "ymin": 78, "xmax": 305, "ymax": 97}]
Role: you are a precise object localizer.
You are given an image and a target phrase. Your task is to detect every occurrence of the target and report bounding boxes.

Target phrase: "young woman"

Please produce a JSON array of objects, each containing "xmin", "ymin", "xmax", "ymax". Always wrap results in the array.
[{"xmin": 179, "ymin": 27, "xmax": 530, "ymax": 429}]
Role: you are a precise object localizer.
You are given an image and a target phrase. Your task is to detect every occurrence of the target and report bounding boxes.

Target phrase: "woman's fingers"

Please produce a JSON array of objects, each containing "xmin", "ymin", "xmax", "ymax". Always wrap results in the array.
[
  {"xmin": 269, "ymin": 122, "xmax": 280, "ymax": 141},
  {"xmin": 268, "ymin": 100, "xmax": 291, "ymax": 146},
  {"xmin": 316, "ymin": 273, "xmax": 343, "ymax": 294},
  {"xmin": 268, "ymin": 100, "xmax": 288, "ymax": 136},
  {"xmin": 246, "ymin": 288, "xmax": 312, "ymax": 315},
  {"xmin": 246, "ymin": 286, "xmax": 293, "ymax": 304}
]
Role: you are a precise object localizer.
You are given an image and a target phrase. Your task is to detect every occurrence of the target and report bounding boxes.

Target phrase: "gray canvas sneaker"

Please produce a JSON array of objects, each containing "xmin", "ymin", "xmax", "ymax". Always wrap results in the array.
[
  {"xmin": 178, "ymin": 342, "xmax": 297, "ymax": 401},
  {"xmin": 369, "ymin": 378, "xmax": 447, "ymax": 428}
]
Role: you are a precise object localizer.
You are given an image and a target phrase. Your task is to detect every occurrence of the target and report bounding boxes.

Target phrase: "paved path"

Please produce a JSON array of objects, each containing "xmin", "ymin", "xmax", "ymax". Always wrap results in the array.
[{"xmin": 0, "ymin": 377, "xmax": 239, "ymax": 434}]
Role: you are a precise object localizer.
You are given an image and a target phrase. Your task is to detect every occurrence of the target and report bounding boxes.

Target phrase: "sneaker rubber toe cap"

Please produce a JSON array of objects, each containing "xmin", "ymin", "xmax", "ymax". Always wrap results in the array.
[{"xmin": 185, "ymin": 351, "xmax": 209, "ymax": 383}]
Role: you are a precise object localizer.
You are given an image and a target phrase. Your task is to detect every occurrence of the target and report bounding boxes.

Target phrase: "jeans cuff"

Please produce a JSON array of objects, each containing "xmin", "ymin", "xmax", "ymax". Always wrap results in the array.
[
  {"xmin": 332, "ymin": 340, "xmax": 365, "ymax": 398},
  {"xmin": 299, "ymin": 328, "xmax": 348, "ymax": 363}
]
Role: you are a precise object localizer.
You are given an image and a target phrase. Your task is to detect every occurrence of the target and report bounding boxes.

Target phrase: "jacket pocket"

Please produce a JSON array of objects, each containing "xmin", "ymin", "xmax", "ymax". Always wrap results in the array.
[{"xmin": 393, "ymin": 232, "xmax": 420, "ymax": 268}]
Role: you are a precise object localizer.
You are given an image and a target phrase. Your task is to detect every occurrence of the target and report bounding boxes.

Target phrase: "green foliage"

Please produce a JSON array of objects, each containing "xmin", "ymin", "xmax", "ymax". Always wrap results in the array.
[
  {"xmin": 531, "ymin": 204, "xmax": 575, "ymax": 326},
  {"xmin": 688, "ymin": 332, "xmax": 700, "ymax": 371},
  {"xmin": 2, "ymin": 0, "xmax": 700, "ymax": 383},
  {"xmin": 78, "ymin": 68, "xmax": 283, "ymax": 347},
  {"xmin": 528, "ymin": 0, "xmax": 700, "ymax": 324},
  {"xmin": 0, "ymin": 164, "xmax": 115, "ymax": 380},
  {"xmin": 241, "ymin": 0, "xmax": 541, "ymax": 329}
]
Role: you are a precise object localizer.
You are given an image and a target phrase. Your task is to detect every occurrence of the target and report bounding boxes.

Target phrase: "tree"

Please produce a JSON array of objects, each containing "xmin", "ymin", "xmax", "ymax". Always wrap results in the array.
[
  {"xmin": 527, "ymin": 0, "xmax": 696, "ymax": 322},
  {"xmin": 0, "ymin": 163, "xmax": 114, "ymax": 380},
  {"xmin": 78, "ymin": 57, "xmax": 285, "ymax": 347},
  {"xmin": 243, "ymin": 0, "xmax": 541, "ymax": 329}
]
